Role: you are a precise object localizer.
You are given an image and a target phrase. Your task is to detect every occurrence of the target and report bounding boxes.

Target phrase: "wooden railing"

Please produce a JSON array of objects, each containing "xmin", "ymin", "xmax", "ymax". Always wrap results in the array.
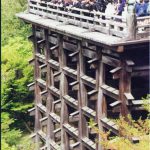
[{"xmin": 27, "ymin": 0, "xmax": 150, "ymax": 40}]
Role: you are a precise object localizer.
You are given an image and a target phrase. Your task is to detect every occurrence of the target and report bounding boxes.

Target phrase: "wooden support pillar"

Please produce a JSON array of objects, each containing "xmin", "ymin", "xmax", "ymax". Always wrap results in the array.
[
  {"xmin": 59, "ymin": 34, "xmax": 69, "ymax": 150},
  {"xmin": 96, "ymin": 47, "xmax": 104, "ymax": 150},
  {"xmin": 32, "ymin": 25, "xmax": 42, "ymax": 149},
  {"xmin": 119, "ymin": 55, "xmax": 131, "ymax": 117},
  {"xmin": 126, "ymin": 0, "xmax": 137, "ymax": 40}
]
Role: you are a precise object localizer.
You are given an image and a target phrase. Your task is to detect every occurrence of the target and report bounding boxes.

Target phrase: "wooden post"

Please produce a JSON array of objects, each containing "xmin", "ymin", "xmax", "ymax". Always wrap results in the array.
[{"xmin": 126, "ymin": 0, "xmax": 137, "ymax": 40}]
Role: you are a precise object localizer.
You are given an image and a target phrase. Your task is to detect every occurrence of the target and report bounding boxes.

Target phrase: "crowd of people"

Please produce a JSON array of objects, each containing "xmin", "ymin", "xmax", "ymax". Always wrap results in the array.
[{"xmin": 49, "ymin": 0, "xmax": 150, "ymax": 17}]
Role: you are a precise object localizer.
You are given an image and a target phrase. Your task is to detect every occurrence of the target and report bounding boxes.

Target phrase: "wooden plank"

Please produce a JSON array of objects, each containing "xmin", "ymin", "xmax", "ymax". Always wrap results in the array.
[
  {"xmin": 37, "ymin": 78, "xmax": 46, "ymax": 88},
  {"xmin": 82, "ymin": 48, "xmax": 97, "ymax": 59},
  {"xmin": 50, "ymin": 112, "xmax": 60, "ymax": 123},
  {"xmin": 125, "ymin": 60, "xmax": 135, "ymax": 66},
  {"xmin": 81, "ymin": 75, "xmax": 96, "ymax": 88},
  {"xmin": 28, "ymin": 34, "xmax": 34, "ymax": 41},
  {"xmin": 87, "ymin": 90, "xmax": 97, "ymax": 96},
  {"xmin": 124, "ymin": 93, "xmax": 134, "ymax": 100},
  {"xmin": 132, "ymin": 100, "xmax": 150, "ymax": 105},
  {"xmin": 87, "ymin": 58, "xmax": 99, "ymax": 64},
  {"xmin": 63, "ymin": 67, "xmax": 77, "ymax": 79},
  {"xmin": 27, "ymin": 82, "xmax": 35, "ymax": 91},
  {"xmin": 28, "ymin": 107, "xmax": 35, "ymax": 116},
  {"xmin": 63, "ymin": 95, "xmax": 78, "ymax": 109},
  {"xmin": 110, "ymin": 101, "xmax": 121, "ymax": 107},
  {"xmin": 82, "ymin": 106, "xmax": 96, "ymax": 118},
  {"xmin": 102, "ymin": 56, "xmax": 120, "ymax": 67},
  {"xmin": 37, "ymin": 103, "xmax": 47, "ymax": 113},
  {"xmin": 28, "ymin": 58, "xmax": 35, "ymax": 65},
  {"xmin": 110, "ymin": 67, "xmax": 122, "ymax": 74},
  {"xmin": 48, "ymin": 59, "xmax": 60, "ymax": 70},
  {"xmin": 49, "ymin": 86, "xmax": 60, "ymax": 97},
  {"xmin": 37, "ymin": 39, "xmax": 45, "ymax": 45},
  {"xmin": 82, "ymin": 137, "xmax": 96, "ymax": 150},
  {"xmin": 40, "ymin": 117, "xmax": 48, "ymax": 126},
  {"xmin": 69, "ymin": 51, "xmax": 79, "ymax": 57},
  {"xmin": 101, "ymin": 117, "xmax": 119, "ymax": 135},
  {"xmin": 70, "ymin": 142, "xmax": 80, "ymax": 149},
  {"xmin": 101, "ymin": 84, "xmax": 119, "ymax": 100},
  {"xmin": 38, "ymin": 130, "xmax": 46, "ymax": 141},
  {"xmin": 40, "ymin": 90, "xmax": 47, "ymax": 96},
  {"xmin": 50, "ymin": 45, "xmax": 59, "ymax": 51}
]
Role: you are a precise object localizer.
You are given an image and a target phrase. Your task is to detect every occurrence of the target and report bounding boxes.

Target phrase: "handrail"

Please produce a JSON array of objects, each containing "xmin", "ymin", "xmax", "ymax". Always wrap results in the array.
[{"xmin": 27, "ymin": 0, "xmax": 150, "ymax": 40}]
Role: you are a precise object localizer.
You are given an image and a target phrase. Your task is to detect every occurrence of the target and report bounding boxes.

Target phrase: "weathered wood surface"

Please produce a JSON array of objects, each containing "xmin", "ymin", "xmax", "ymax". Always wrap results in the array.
[{"xmin": 23, "ymin": 24, "xmax": 149, "ymax": 150}]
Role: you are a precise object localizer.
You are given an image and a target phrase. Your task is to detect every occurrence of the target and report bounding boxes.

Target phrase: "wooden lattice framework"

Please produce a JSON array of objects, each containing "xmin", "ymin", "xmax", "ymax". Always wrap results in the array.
[{"xmin": 17, "ymin": 0, "xmax": 149, "ymax": 149}]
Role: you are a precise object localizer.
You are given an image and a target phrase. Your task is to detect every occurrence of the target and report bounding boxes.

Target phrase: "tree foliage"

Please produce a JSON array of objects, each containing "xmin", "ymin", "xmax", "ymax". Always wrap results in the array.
[
  {"xmin": 2, "ymin": 0, "xmax": 34, "ymax": 149},
  {"xmin": 89, "ymin": 95, "xmax": 150, "ymax": 150},
  {"xmin": 2, "ymin": 0, "xmax": 30, "ymax": 45}
]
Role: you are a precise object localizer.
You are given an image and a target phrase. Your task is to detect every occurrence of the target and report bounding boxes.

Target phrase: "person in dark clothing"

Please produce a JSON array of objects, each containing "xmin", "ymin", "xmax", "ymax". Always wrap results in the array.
[
  {"xmin": 117, "ymin": 0, "xmax": 126, "ymax": 15},
  {"xmin": 135, "ymin": 0, "xmax": 148, "ymax": 16}
]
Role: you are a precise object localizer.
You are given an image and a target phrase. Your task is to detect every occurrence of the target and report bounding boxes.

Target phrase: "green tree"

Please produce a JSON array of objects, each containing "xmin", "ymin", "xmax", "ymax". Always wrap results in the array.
[
  {"xmin": 89, "ymin": 96, "xmax": 150, "ymax": 150},
  {"xmin": 2, "ymin": 0, "xmax": 30, "ymax": 45}
]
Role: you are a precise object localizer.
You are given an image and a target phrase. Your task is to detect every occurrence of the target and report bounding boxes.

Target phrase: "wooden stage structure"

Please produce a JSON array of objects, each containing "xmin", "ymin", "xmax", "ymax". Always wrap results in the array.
[{"xmin": 17, "ymin": 0, "xmax": 149, "ymax": 149}]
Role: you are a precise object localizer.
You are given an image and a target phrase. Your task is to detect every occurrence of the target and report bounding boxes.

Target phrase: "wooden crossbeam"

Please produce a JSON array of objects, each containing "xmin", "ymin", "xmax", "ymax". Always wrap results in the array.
[
  {"xmin": 49, "ymin": 86, "xmax": 60, "ymax": 97},
  {"xmin": 53, "ymin": 128, "xmax": 61, "ymax": 139},
  {"xmin": 29, "ymin": 133, "xmax": 36, "ymax": 139},
  {"xmin": 27, "ymin": 82, "xmax": 35, "ymax": 91},
  {"xmin": 69, "ymin": 81, "xmax": 79, "ymax": 90},
  {"xmin": 36, "ymin": 53, "xmax": 46, "ymax": 63},
  {"xmin": 37, "ymin": 39, "xmax": 45, "ymax": 45},
  {"xmin": 69, "ymin": 51, "xmax": 79, "ymax": 57},
  {"xmin": 131, "ymin": 100, "xmax": 150, "ymax": 105},
  {"xmin": 63, "ymin": 123, "xmax": 78, "ymax": 138},
  {"xmin": 38, "ymin": 130, "xmax": 46, "ymax": 141},
  {"xmin": 37, "ymin": 78, "xmax": 46, "ymax": 88},
  {"xmin": 81, "ymin": 75, "xmax": 96, "ymax": 88},
  {"xmin": 39, "ymin": 64, "xmax": 47, "ymax": 72},
  {"xmin": 40, "ymin": 117, "xmax": 48, "ymax": 126},
  {"xmin": 63, "ymin": 95, "xmax": 78, "ymax": 109},
  {"xmin": 124, "ymin": 93, "xmax": 134, "ymax": 100},
  {"xmin": 102, "ymin": 55, "xmax": 120, "ymax": 67},
  {"xmin": 50, "ymin": 45, "xmax": 58, "ymax": 51},
  {"xmin": 63, "ymin": 67, "xmax": 77, "ymax": 79},
  {"xmin": 54, "ymin": 72, "xmax": 61, "ymax": 77},
  {"xmin": 48, "ymin": 59, "xmax": 60, "ymax": 70},
  {"xmin": 101, "ymin": 84, "xmax": 119, "ymax": 100},
  {"xmin": 110, "ymin": 67, "xmax": 122, "ymax": 74},
  {"xmin": 69, "ymin": 81, "xmax": 78, "ymax": 87},
  {"xmin": 82, "ymin": 137, "xmax": 96, "ymax": 150},
  {"xmin": 40, "ymin": 145, "xmax": 47, "ymax": 150},
  {"xmin": 28, "ymin": 58, "xmax": 35, "ymax": 65},
  {"xmin": 40, "ymin": 90, "xmax": 47, "ymax": 96},
  {"xmin": 133, "ymin": 65, "xmax": 150, "ymax": 71},
  {"xmin": 70, "ymin": 142, "xmax": 80, "ymax": 149},
  {"xmin": 53, "ymin": 99, "xmax": 61, "ymax": 105},
  {"xmin": 82, "ymin": 106, "xmax": 96, "ymax": 118},
  {"xmin": 87, "ymin": 90, "xmax": 97, "ymax": 96},
  {"xmin": 50, "ymin": 140, "xmax": 61, "ymax": 150},
  {"xmin": 110, "ymin": 101, "xmax": 121, "ymax": 107},
  {"xmin": 28, "ymin": 107, "xmax": 35, "ymax": 116},
  {"xmin": 101, "ymin": 117, "xmax": 119, "ymax": 135},
  {"xmin": 87, "ymin": 58, "xmax": 99, "ymax": 64},
  {"xmin": 88, "ymin": 90, "xmax": 98, "ymax": 101},
  {"xmin": 126, "ymin": 60, "xmax": 135, "ymax": 66},
  {"xmin": 69, "ymin": 111, "xmax": 79, "ymax": 122},
  {"xmin": 49, "ymin": 112, "xmax": 60, "ymax": 123},
  {"xmin": 37, "ymin": 103, "xmax": 47, "ymax": 113},
  {"xmin": 28, "ymin": 35, "xmax": 34, "ymax": 41}
]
